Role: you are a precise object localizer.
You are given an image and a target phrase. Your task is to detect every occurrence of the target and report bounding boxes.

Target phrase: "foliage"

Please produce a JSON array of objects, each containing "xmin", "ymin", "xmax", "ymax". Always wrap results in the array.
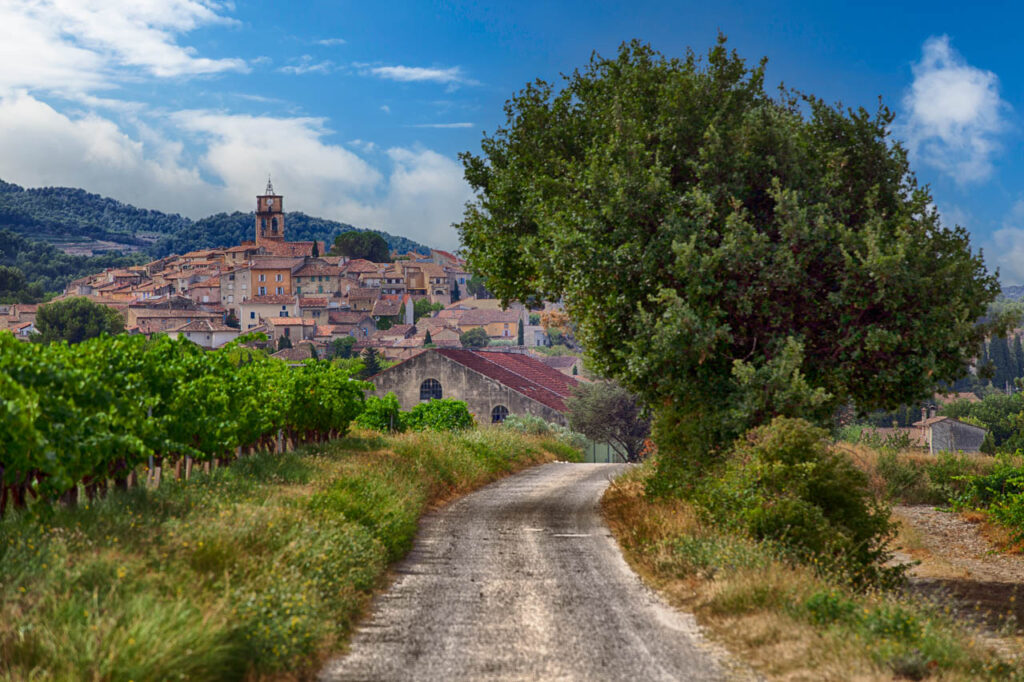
[
  {"xmin": 460, "ymin": 326, "xmax": 490, "ymax": 348},
  {"xmin": 329, "ymin": 230, "xmax": 391, "ymax": 262},
  {"xmin": 696, "ymin": 418, "xmax": 900, "ymax": 587},
  {"xmin": 529, "ymin": 313, "xmax": 541, "ymax": 325},
  {"xmin": 413, "ymin": 298, "xmax": 442, "ymax": 321},
  {"xmin": 277, "ymin": 335, "xmax": 293, "ymax": 350},
  {"xmin": 466, "ymin": 273, "xmax": 489, "ymax": 298},
  {"xmin": 566, "ymin": 381, "xmax": 650, "ymax": 462},
  {"xmin": 0, "ymin": 331, "xmax": 368, "ymax": 512},
  {"xmin": 355, "ymin": 393, "xmax": 405, "ymax": 433},
  {"xmin": 0, "ymin": 429, "xmax": 564, "ymax": 680},
  {"xmin": 424, "ymin": 330, "xmax": 433, "ymax": 345},
  {"xmin": 604, "ymin": 464, "xmax": 1024, "ymax": 681},
  {"xmin": 404, "ymin": 399, "xmax": 475, "ymax": 432},
  {"xmin": 517, "ymin": 318, "xmax": 524, "ymax": 345},
  {"xmin": 0, "ymin": 228, "xmax": 144, "ymax": 301},
  {"xmin": 502, "ymin": 413, "xmax": 588, "ymax": 452},
  {"xmin": 32, "ymin": 296, "xmax": 124, "ymax": 344},
  {"xmin": 451, "ymin": 281, "xmax": 461, "ymax": 303},
  {"xmin": 457, "ymin": 38, "xmax": 1002, "ymax": 483},
  {"xmin": 358, "ymin": 347, "xmax": 381, "ymax": 378},
  {"xmin": 329, "ymin": 335, "xmax": 356, "ymax": 359}
]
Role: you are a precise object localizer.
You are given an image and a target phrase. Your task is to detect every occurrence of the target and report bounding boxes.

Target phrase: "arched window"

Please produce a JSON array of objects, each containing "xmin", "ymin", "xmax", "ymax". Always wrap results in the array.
[
  {"xmin": 261, "ymin": 217, "xmax": 267, "ymax": 231},
  {"xmin": 420, "ymin": 378, "xmax": 442, "ymax": 401},
  {"xmin": 491, "ymin": 405, "xmax": 509, "ymax": 423},
  {"xmin": 271, "ymin": 217, "xmax": 279, "ymax": 234}
]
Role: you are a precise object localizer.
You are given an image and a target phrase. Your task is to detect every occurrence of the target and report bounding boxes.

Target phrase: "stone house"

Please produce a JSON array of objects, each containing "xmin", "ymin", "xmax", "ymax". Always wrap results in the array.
[
  {"xmin": 457, "ymin": 309, "xmax": 525, "ymax": 340},
  {"xmin": 913, "ymin": 416, "xmax": 987, "ymax": 455},
  {"xmin": 265, "ymin": 317, "xmax": 317, "ymax": 344},
  {"xmin": 167, "ymin": 319, "xmax": 239, "ymax": 349},
  {"xmin": 368, "ymin": 348, "xmax": 580, "ymax": 426},
  {"xmin": 239, "ymin": 294, "xmax": 297, "ymax": 330}
]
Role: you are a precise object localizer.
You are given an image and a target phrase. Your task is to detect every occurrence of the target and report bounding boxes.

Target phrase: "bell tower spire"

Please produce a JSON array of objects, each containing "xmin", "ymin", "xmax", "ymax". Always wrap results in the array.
[{"xmin": 255, "ymin": 178, "xmax": 284, "ymax": 246}]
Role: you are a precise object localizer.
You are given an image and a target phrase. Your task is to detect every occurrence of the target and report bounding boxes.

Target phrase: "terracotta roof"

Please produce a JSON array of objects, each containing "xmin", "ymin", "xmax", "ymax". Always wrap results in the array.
[
  {"xmin": 171, "ymin": 319, "xmax": 236, "ymax": 333},
  {"xmin": 245, "ymin": 294, "xmax": 295, "ymax": 305},
  {"xmin": 250, "ymin": 257, "xmax": 303, "ymax": 270},
  {"xmin": 432, "ymin": 349, "xmax": 579, "ymax": 412},
  {"xmin": 294, "ymin": 264, "xmax": 337, "ymax": 277},
  {"xmin": 271, "ymin": 343, "xmax": 316, "ymax": 361},
  {"xmin": 267, "ymin": 317, "xmax": 312, "ymax": 326},
  {"xmin": 342, "ymin": 258, "xmax": 381, "ymax": 274},
  {"xmin": 348, "ymin": 287, "xmax": 380, "ymax": 300},
  {"xmin": 539, "ymin": 355, "xmax": 581, "ymax": 369},
  {"xmin": 133, "ymin": 310, "xmax": 219, "ymax": 319},
  {"xmin": 459, "ymin": 309, "xmax": 521, "ymax": 326},
  {"xmin": 329, "ymin": 310, "xmax": 373, "ymax": 325},
  {"xmin": 372, "ymin": 299, "xmax": 402, "ymax": 317},
  {"xmin": 299, "ymin": 297, "xmax": 329, "ymax": 307}
]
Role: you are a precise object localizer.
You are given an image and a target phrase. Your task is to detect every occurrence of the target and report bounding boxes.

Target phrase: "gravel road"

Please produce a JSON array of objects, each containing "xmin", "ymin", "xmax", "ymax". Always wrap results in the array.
[{"xmin": 319, "ymin": 462, "xmax": 735, "ymax": 681}]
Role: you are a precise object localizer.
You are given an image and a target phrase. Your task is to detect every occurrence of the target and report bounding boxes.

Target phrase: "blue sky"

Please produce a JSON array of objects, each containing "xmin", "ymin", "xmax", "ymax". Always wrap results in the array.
[{"xmin": 2, "ymin": 2, "xmax": 1024, "ymax": 283}]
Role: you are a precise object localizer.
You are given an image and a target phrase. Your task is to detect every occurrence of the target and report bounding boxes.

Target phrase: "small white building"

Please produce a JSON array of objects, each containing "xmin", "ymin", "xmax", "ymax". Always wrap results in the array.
[{"xmin": 167, "ymin": 319, "xmax": 240, "ymax": 349}]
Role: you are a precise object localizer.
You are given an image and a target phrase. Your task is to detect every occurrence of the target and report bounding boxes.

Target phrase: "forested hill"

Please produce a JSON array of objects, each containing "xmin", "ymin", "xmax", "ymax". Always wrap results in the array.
[{"xmin": 0, "ymin": 179, "xmax": 430, "ymax": 257}]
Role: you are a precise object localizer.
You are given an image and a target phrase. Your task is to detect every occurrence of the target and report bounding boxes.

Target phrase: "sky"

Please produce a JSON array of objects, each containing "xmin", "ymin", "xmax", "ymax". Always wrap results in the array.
[{"xmin": 2, "ymin": 1, "xmax": 1024, "ymax": 282}]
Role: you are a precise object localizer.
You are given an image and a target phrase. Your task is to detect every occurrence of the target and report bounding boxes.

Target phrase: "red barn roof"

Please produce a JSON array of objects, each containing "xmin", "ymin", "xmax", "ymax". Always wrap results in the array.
[{"xmin": 433, "ymin": 349, "xmax": 579, "ymax": 412}]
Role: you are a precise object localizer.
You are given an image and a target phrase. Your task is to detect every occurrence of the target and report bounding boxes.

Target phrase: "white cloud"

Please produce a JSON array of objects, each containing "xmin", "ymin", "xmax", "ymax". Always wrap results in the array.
[
  {"xmin": 368, "ymin": 65, "xmax": 475, "ymax": 86},
  {"xmin": 278, "ymin": 55, "xmax": 335, "ymax": 75},
  {"xmin": 316, "ymin": 38, "xmax": 346, "ymax": 46},
  {"xmin": 0, "ymin": 91, "xmax": 211, "ymax": 212},
  {"xmin": 411, "ymin": 122, "xmax": 473, "ymax": 129},
  {"xmin": 986, "ymin": 201, "xmax": 1024, "ymax": 285},
  {"xmin": 899, "ymin": 35, "xmax": 1008, "ymax": 184},
  {"xmin": 0, "ymin": 0, "xmax": 246, "ymax": 96},
  {"xmin": 380, "ymin": 104, "xmax": 390, "ymax": 114}
]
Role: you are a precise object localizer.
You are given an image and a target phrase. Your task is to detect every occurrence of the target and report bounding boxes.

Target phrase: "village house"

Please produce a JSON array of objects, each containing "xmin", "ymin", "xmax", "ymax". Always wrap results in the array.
[
  {"xmin": 265, "ymin": 316, "xmax": 317, "ymax": 345},
  {"xmin": 457, "ymin": 309, "xmax": 524, "ymax": 340},
  {"xmin": 913, "ymin": 414, "xmax": 987, "ymax": 455},
  {"xmin": 166, "ymin": 319, "xmax": 240, "ymax": 349},
  {"xmin": 250, "ymin": 258, "xmax": 303, "ymax": 298},
  {"xmin": 327, "ymin": 310, "xmax": 376, "ymax": 340},
  {"xmin": 368, "ymin": 348, "xmax": 579, "ymax": 426},
  {"xmin": 239, "ymin": 294, "xmax": 298, "ymax": 330}
]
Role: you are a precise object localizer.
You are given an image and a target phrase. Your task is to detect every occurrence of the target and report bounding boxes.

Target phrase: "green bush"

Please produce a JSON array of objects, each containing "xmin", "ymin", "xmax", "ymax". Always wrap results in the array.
[
  {"xmin": 404, "ymin": 399, "xmax": 475, "ymax": 432},
  {"xmin": 699, "ymin": 417, "xmax": 900, "ymax": 588},
  {"xmin": 355, "ymin": 393, "xmax": 405, "ymax": 433},
  {"xmin": 502, "ymin": 413, "xmax": 587, "ymax": 451}
]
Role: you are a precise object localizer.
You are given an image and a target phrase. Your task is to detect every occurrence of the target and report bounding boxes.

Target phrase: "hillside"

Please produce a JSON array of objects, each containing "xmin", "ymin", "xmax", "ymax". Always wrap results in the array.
[{"xmin": 0, "ymin": 179, "xmax": 430, "ymax": 257}]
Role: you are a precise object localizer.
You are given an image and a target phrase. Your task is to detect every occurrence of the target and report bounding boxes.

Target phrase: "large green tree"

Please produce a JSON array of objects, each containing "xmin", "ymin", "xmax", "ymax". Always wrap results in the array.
[
  {"xmin": 33, "ymin": 297, "xmax": 124, "ymax": 344},
  {"xmin": 329, "ymin": 231, "xmax": 392, "ymax": 262},
  {"xmin": 457, "ymin": 38, "xmax": 1001, "ymax": 472}
]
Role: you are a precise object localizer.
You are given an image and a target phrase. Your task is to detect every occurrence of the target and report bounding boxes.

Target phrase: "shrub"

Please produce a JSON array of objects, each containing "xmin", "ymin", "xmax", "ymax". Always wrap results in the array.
[
  {"xmin": 355, "ymin": 393, "xmax": 405, "ymax": 433},
  {"xmin": 404, "ymin": 399, "xmax": 475, "ymax": 432},
  {"xmin": 699, "ymin": 417, "xmax": 900, "ymax": 588},
  {"xmin": 502, "ymin": 414, "xmax": 587, "ymax": 451}
]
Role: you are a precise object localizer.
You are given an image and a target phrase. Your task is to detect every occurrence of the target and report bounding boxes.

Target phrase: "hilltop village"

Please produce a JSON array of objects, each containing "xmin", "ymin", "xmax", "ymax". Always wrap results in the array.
[{"xmin": 0, "ymin": 182, "xmax": 567, "ymax": 362}]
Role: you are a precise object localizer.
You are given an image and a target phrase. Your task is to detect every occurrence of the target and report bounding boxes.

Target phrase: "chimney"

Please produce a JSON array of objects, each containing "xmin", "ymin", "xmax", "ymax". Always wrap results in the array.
[{"xmin": 921, "ymin": 406, "xmax": 928, "ymax": 423}]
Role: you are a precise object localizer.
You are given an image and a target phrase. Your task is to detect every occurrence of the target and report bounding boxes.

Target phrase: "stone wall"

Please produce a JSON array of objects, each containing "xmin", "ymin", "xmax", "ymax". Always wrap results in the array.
[
  {"xmin": 369, "ymin": 351, "xmax": 568, "ymax": 426},
  {"xmin": 930, "ymin": 419, "xmax": 986, "ymax": 454}
]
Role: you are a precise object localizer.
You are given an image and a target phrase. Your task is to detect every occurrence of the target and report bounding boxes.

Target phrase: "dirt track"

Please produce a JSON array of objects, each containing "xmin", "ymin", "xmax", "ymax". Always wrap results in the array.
[{"xmin": 319, "ymin": 462, "xmax": 737, "ymax": 681}]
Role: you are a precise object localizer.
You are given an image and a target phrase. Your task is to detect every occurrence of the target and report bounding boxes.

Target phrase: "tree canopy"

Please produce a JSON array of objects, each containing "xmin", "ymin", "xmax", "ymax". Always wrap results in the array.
[
  {"xmin": 330, "ymin": 231, "xmax": 392, "ymax": 262},
  {"xmin": 33, "ymin": 297, "xmax": 124, "ymax": 344},
  {"xmin": 457, "ymin": 38, "xmax": 1001, "ymax": 467},
  {"xmin": 460, "ymin": 327, "xmax": 490, "ymax": 348},
  {"xmin": 567, "ymin": 381, "xmax": 650, "ymax": 462}
]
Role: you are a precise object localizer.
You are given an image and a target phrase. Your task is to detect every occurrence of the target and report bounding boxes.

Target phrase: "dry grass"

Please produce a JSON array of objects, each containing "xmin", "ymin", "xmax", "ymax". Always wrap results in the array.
[{"xmin": 602, "ymin": 464, "xmax": 1023, "ymax": 681}]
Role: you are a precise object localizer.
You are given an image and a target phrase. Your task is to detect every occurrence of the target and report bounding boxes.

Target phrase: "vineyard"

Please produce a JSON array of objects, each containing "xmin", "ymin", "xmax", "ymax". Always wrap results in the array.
[{"xmin": 0, "ymin": 330, "xmax": 366, "ymax": 515}]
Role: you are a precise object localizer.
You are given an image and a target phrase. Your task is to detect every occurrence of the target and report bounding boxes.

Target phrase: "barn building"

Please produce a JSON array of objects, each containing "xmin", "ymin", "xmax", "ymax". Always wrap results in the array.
[{"xmin": 367, "ymin": 348, "xmax": 579, "ymax": 425}]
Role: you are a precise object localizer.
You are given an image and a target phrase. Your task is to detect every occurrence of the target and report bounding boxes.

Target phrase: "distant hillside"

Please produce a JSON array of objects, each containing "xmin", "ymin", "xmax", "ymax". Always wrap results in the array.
[
  {"xmin": 1000, "ymin": 285, "xmax": 1024, "ymax": 301},
  {"xmin": 0, "ymin": 179, "xmax": 430, "ymax": 257}
]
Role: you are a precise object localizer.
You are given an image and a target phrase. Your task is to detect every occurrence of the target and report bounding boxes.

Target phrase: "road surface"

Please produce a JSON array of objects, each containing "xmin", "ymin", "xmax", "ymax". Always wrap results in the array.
[{"xmin": 320, "ymin": 462, "xmax": 738, "ymax": 681}]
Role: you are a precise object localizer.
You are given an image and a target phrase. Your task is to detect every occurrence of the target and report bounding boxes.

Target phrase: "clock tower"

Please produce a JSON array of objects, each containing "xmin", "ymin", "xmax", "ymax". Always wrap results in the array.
[{"xmin": 255, "ymin": 177, "xmax": 285, "ymax": 246}]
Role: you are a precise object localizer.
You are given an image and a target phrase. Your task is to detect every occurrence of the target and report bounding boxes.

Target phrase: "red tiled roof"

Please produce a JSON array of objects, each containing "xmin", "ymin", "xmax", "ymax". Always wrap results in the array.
[
  {"xmin": 459, "ymin": 309, "xmax": 521, "ymax": 326},
  {"xmin": 433, "ymin": 349, "xmax": 579, "ymax": 412},
  {"xmin": 298, "ymin": 297, "xmax": 328, "ymax": 307},
  {"xmin": 250, "ymin": 257, "xmax": 303, "ymax": 270},
  {"xmin": 342, "ymin": 258, "xmax": 381, "ymax": 274},
  {"xmin": 329, "ymin": 310, "xmax": 373, "ymax": 325},
  {"xmin": 267, "ymin": 317, "xmax": 312, "ymax": 326},
  {"xmin": 245, "ymin": 294, "xmax": 295, "ymax": 305}
]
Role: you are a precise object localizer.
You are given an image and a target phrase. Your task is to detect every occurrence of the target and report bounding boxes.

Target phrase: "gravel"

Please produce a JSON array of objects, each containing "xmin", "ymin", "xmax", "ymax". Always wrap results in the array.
[{"xmin": 319, "ymin": 462, "xmax": 737, "ymax": 681}]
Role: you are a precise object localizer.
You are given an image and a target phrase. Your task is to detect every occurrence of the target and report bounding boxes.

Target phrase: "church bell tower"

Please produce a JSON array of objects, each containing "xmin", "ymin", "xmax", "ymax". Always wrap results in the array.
[{"xmin": 256, "ymin": 177, "xmax": 284, "ymax": 246}]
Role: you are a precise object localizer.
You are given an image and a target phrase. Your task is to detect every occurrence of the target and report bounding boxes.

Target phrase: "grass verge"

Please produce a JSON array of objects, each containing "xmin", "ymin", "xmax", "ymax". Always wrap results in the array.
[
  {"xmin": 0, "ymin": 427, "xmax": 576, "ymax": 681},
  {"xmin": 602, "ymin": 462, "xmax": 1024, "ymax": 681}
]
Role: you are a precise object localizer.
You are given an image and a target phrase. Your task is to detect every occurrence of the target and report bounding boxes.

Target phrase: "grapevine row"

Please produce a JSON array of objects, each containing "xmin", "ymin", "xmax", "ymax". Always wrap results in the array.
[{"xmin": 0, "ymin": 331, "xmax": 367, "ymax": 514}]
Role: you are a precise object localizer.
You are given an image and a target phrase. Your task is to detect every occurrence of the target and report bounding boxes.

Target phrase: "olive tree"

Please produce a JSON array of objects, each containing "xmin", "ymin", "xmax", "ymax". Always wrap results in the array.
[{"xmin": 456, "ymin": 38, "xmax": 1001, "ymax": 482}]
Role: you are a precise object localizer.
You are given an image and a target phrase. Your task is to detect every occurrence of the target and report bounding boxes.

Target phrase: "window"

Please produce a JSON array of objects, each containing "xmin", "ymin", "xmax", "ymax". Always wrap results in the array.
[
  {"xmin": 271, "ymin": 217, "xmax": 278, "ymax": 233},
  {"xmin": 296, "ymin": 287, "xmax": 302, "ymax": 294},
  {"xmin": 258, "ymin": 286, "xmax": 267, "ymax": 295},
  {"xmin": 295, "ymin": 277, "xmax": 301, "ymax": 283},
  {"xmin": 491, "ymin": 406, "xmax": 509, "ymax": 423},
  {"xmin": 420, "ymin": 379, "xmax": 442, "ymax": 402},
  {"xmin": 276, "ymin": 286, "xmax": 284, "ymax": 295},
  {"xmin": 258, "ymin": 274, "xmax": 266, "ymax": 282},
  {"xmin": 276, "ymin": 274, "xmax": 283, "ymax": 282},
  {"xmin": 250, "ymin": 312, "xmax": 256, "ymax": 319}
]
